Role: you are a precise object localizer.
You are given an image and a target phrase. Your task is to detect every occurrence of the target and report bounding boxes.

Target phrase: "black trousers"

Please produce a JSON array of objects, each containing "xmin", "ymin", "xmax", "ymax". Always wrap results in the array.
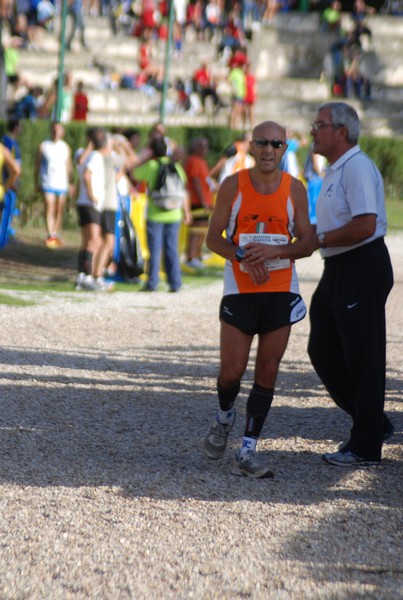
[{"xmin": 308, "ymin": 237, "xmax": 394, "ymax": 460}]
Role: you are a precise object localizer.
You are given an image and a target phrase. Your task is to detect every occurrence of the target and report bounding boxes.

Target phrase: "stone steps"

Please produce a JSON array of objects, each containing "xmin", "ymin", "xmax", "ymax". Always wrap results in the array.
[
  {"xmin": 11, "ymin": 12, "xmax": 403, "ymax": 136},
  {"xmin": 84, "ymin": 87, "xmax": 403, "ymax": 137}
]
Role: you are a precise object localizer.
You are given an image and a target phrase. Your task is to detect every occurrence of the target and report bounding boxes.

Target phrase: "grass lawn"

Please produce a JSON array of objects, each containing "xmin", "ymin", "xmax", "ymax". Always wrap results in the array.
[{"xmin": 0, "ymin": 222, "xmax": 225, "ymax": 299}]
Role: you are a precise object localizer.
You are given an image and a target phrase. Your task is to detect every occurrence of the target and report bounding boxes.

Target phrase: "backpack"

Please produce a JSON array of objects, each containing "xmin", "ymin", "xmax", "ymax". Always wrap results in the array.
[
  {"xmin": 150, "ymin": 160, "xmax": 186, "ymax": 210},
  {"xmin": 116, "ymin": 198, "xmax": 144, "ymax": 280}
]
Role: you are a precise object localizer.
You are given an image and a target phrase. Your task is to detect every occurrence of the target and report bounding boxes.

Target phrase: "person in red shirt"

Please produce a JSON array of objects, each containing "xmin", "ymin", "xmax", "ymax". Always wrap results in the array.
[
  {"xmin": 229, "ymin": 48, "xmax": 248, "ymax": 69},
  {"xmin": 193, "ymin": 61, "xmax": 223, "ymax": 114},
  {"xmin": 141, "ymin": 0, "xmax": 158, "ymax": 34},
  {"xmin": 184, "ymin": 136, "xmax": 214, "ymax": 269},
  {"xmin": 243, "ymin": 62, "xmax": 257, "ymax": 129},
  {"xmin": 138, "ymin": 36, "xmax": 164, "ymax": 84},
  {"xmin": 187, "ymin": 0, "xmax": 204, "ymax": 39},
  {"xmin": 72, "ymin": 81, "xmax": 89, "ymax": 121}
]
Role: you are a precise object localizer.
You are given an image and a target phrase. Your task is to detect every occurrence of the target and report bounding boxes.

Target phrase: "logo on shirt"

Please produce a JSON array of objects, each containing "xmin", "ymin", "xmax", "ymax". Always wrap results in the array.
[{"xmin": 241, "ymin": 214, "xmax": 260, "ymax": 221}]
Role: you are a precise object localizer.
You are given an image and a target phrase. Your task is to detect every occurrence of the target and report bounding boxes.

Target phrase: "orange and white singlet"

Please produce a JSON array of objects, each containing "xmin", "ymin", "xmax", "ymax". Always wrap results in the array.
[{"xmin": 223, "ymin": 169, "xmax": 301, "ymax": 296}]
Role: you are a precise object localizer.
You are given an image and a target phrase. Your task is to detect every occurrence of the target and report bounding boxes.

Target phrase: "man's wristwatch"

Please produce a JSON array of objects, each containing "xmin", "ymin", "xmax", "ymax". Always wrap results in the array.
[
  {"xmin": 235, "ymin": 246, "xmax": 246, "ymax": 262},
  {"xmin": 317, "ymin": 232, "xmax": 326, "ymax": 248}
]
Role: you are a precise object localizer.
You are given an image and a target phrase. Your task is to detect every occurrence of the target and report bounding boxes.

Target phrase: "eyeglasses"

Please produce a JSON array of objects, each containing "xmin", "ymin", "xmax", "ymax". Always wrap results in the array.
[
  {"xmin": 311, "ymin": 122, "xmax": 342, "ymax": 131},
  {"xmin": 252, "ymin": 138, "xmax": 286, "ymax": 149}
]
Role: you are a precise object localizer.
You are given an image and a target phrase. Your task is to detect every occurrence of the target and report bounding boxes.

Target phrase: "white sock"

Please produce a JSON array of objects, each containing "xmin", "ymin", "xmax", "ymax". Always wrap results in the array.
[
  {"xmin": 217, "ymin": 408, "xmax": 235, "ymax": 425},
  {"xmin": 241, "ymin": 436, "xmax": 257, "ymax": 452}
]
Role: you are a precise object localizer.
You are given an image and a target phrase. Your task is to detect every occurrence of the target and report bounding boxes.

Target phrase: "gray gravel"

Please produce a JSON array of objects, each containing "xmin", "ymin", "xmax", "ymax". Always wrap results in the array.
[{"xmin": 0, "ymin": 234, "xmax": 402, "ymax": 599}]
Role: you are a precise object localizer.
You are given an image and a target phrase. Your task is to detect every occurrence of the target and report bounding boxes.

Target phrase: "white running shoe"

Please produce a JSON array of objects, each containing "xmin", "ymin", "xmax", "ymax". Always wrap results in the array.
[
  {"xmin": 96, "ymin": 276, "xmax": 115, "ymax": 292},
  {"xmin": 204, "ymin": 412, "xmax": 236, "ymax": 460},
  {"xmin": 187, "ymin": 258, "xmax": 206, "ymax": 270},
  {"xmin": 75, "ymin": 272, "xmax": 86, "ymax": 291},
  {"xmin": 81, "ymin": 275, "xmax": 102, "ymax": 291}
]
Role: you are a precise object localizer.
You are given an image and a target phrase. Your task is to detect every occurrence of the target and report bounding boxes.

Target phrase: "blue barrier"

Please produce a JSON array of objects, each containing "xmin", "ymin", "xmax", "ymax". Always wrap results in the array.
[
  {"xmin": 0, "ymin": 190, "xmax": 18, "ymax": 249},
  {"xmin": 307, "ymin": 177, "xmax": 323, "ymax": 226},
  {"xmin": 113, "ymin": 194, "xmax": 131, "ymax": 263}
]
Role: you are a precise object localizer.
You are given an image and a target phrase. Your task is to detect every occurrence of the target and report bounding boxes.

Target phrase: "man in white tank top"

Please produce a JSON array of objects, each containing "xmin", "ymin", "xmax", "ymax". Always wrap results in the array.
[{"xmin": 35, "ymin": 122, "xmax": 73, "ymax": 248}]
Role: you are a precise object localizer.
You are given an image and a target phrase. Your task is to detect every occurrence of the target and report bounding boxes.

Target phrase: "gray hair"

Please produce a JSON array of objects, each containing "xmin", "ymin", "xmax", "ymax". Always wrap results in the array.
[{"xmin": 318, "ymin": 101, "xmax": 360, "ymax": 144}]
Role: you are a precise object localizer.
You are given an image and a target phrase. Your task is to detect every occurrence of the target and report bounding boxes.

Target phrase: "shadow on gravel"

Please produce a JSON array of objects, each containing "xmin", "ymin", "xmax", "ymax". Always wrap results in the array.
[
  {"xmin": 0, "ymin": 236, "xmax": 77, "ymax": 282},
  {"xmin": 0, "ymin": 344, "xmax": 401, "ymax": 510},
  {"xmin": 283, "ymin": 502, "xmax": 403, "ymax": 595}
]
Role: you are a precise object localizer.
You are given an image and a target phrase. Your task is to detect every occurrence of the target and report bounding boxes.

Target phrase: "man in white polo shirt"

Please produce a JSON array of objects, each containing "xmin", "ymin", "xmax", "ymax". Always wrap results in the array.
[{"xmin": 308, "ymin": 101, "xmax": 394, "ymax": 467}]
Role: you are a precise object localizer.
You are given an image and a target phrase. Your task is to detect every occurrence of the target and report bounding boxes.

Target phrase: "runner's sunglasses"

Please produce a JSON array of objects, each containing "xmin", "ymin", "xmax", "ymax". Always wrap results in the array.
[{"xmin": 252, "ymin": 139, "xmax": 286, "ymax": 149}]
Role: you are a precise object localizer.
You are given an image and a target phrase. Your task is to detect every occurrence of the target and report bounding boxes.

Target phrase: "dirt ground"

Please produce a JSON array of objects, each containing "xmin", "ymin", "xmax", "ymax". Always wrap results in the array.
[{"xmin": 0, "ymin": 229, "xmax": 401, "ymax": 599}]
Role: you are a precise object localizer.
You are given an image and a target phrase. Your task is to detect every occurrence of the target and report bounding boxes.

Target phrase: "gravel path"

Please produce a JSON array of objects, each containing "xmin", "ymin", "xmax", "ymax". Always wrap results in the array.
[{"xmin": 0, "ymin": 234, "xmax": 402, "ymax": 599}]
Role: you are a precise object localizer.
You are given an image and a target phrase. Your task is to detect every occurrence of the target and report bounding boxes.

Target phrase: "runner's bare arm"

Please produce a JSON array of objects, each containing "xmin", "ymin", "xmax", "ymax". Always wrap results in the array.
[{"xmin": 206, "ymin": 174, "xmax": 240, "ymax": 261}]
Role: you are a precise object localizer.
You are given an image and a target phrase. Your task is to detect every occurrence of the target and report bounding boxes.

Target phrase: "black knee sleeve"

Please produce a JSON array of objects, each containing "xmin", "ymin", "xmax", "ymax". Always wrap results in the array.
[
  {"xmin": 78, "ymin": 250, "xmax": 85, "ymax": 274},
  {"xmin": 78, "ymin": 250, "xmax": 92, "ymax": 275},
  {"xmin": 217, "ymin": 379, "xmax": 240, "ymax": 411},
  {"xmin": 244, "ymin": 382, "xmax": 274, "ymax": 438}
]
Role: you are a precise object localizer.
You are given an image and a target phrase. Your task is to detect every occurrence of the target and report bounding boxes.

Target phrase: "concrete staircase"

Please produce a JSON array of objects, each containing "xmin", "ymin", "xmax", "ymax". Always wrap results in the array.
[
  {"xmin": 12, "ymin": 12, "xmax": 403, "ymax": 136},
  {"xmin": 249, "ymin": 13, "xmax": 403, "ymax": 136}
]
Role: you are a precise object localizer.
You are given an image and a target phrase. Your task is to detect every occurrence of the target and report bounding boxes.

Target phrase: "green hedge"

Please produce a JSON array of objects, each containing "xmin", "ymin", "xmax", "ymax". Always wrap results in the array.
[
  {"xmin": 359, "ymin": 137, "xmax": 403, "ymax": 202},
  {"xmin": 2, "ymin": 121, "xmax": 402, "ymax": 226}
]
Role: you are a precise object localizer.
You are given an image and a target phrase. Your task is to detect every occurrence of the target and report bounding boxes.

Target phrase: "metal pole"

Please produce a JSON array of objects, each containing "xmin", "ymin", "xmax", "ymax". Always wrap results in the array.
[
  {"xmin": 159, "ymin": 0, "xmax": 175, "ymax": 124},
  {"xmin": 55, "ymin": 0, "xmax": 68, "ymax": 122}
]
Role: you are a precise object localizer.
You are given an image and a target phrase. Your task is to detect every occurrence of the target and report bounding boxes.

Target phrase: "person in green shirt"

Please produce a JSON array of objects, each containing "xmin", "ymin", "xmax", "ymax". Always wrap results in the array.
[
  {"xmin": 229, "ymin": 65, "xmax": 246, "ymax": 129},
  {"xmin": 134, "ymin": 136, "xmax": 192, "ymax": 292}
]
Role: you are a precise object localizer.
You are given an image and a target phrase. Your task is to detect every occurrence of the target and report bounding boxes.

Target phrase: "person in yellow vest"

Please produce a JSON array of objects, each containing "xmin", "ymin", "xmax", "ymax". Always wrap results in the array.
[
  {"xmin": 0, "ymin": 142, "xmax": 21, "ymax": 213},
  {"xmin": 203, "ymin": 120, "xmax": 314, "ymax": 478}
]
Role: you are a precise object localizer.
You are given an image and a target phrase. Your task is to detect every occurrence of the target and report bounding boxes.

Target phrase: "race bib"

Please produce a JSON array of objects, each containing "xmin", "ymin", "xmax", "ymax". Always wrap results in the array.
[{"xmin": 239, "ymin": 233, "xmax": 290, "ymax": 272}]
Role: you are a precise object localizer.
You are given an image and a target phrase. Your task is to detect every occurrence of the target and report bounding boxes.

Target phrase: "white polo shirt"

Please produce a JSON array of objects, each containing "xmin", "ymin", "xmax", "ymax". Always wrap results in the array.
[{"xmin": 316, "ymin": 145, "xmax": 387, "ymax": 258}]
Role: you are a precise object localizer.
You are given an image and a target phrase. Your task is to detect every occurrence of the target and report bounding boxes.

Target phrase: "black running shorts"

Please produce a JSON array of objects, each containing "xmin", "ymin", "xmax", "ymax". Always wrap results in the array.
[
  {"xmin": 219, "ymin": 292, "xmax": 307, "ymax": 335},
  {"xmin": 100, "ymin": 210, "xmax": 117, "ymax": 234},
  {"xmin": 77, "ymin": 205, "xmax": 101, "ymax": 227}
]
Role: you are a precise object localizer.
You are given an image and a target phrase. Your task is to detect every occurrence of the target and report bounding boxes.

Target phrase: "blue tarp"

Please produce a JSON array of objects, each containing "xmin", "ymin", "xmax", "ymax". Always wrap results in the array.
[{"xmin": 0, "ymin": 190, "xmax": 18, "ymax": 249}]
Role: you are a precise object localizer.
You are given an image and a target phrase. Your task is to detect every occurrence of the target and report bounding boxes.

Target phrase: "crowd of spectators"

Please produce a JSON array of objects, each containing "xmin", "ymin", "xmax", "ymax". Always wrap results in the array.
[
  {"xmin": 1, "ymin": 0, "xmax": 264, "ymax": 125},
  {"xmin": 323, "ymin": 0, "xmax": 376, "ymax": 100},
  {"xmin": 0, "ymin": 0, "xmax": 401, "ymax": 126}
]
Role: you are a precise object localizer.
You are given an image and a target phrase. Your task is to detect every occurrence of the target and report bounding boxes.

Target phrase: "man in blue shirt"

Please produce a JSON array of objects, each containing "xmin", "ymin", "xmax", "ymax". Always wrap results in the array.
[{"xmin": 2, "ymin": 117, "xmax": 21, "ymax": 191}]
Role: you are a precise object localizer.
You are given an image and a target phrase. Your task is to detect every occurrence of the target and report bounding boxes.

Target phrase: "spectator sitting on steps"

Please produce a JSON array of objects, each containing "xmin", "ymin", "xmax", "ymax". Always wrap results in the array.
[{"xmin": 193, "ymin": 61, "xmax": 225, "ymax": 114}]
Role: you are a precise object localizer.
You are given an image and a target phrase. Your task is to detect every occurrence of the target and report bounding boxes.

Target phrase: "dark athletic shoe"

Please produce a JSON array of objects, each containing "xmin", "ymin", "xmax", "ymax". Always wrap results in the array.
[{"xmin": 322, "ymin": 449, "xmax": 380, "ymax": 467}]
